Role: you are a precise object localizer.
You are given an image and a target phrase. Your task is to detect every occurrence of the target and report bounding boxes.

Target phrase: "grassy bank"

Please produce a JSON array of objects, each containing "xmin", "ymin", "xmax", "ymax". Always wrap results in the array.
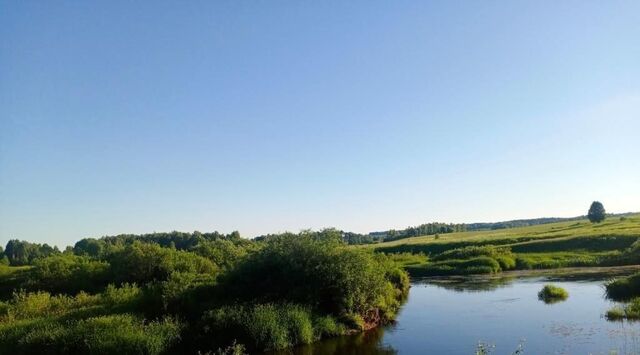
[{"xmin": 370, "ymin": 215, "xmax": 640, "ymax": 276}]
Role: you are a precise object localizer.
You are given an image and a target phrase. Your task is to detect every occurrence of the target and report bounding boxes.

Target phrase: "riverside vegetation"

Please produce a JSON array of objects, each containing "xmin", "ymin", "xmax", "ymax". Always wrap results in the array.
[
  {"xmin": 0, "ymin": 230, "xmax": 409, "ymax": 354},
  {"xmin": 605, "ymin": 271, "xmax": 640, "ymax": 320},
  {"xmin": 0, "ymin": 208, "xmax": 638, "ymax": 353},
  {"xmin": 371, "ymin": 214, "xmax": 640, "ymax": 277}
]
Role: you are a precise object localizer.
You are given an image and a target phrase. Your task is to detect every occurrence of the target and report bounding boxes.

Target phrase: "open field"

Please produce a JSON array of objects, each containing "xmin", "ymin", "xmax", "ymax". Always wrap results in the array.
[{"xmin": 369, "ymin": 215, "xmax": 640, "ymax": 276}]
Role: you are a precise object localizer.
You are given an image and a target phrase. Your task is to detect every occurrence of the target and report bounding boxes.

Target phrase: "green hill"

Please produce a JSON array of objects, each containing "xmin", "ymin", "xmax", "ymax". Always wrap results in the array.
[{"xmin": 369, "ymin": 214, "xmax": 640, "ymax": 276}]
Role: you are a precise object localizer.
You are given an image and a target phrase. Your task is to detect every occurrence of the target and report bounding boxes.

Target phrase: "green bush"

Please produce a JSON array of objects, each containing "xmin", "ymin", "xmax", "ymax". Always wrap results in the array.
[
  {"xmin": 217, "ymin": 231, "xmax": 408, "ymax": 323},
  {"xmin": 30, "ymin": 255, "xmax": 110, "ymax": 294},
  {"xmin": 108, "ymin": 242, "xmax": 218, "ymax": 285},
  {"xmin": 537, "ymin": 285, "xmax": 568, "ymax": 303},
  {"xmin": 494, "ymin": 255, "xmax": 516, "ymax": 270},
  {"xmin": 606, "ymin": 272, "xmax": 640, "ymax": 301}
]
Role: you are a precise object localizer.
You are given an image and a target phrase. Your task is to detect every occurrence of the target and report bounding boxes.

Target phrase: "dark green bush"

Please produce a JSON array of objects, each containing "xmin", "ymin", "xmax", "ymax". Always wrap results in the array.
[
  {"xmin": 108, "ymin": 242, "xmax": 218, "ymax": 285},
  {"xmin": 217, "ymin": 231, "xmax": 408, "ymax": 323},
  {"xmin": 606, "ymin": 272, "xmax": 640, "ymax": 301},
  {"xmin": 30, "ymin": 255, "xmax": 110, "ymax": 294}
]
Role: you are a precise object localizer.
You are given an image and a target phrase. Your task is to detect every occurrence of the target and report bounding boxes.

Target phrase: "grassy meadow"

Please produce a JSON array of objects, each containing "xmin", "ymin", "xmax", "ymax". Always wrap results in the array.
[{"xmin": 369, "ymin": 214, "xmax": 640, "ymax": 276}]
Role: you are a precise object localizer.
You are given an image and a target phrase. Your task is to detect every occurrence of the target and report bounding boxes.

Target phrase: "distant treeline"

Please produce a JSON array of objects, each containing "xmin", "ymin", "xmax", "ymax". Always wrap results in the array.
[
  {"xmin": 339, "ymin": 223, "xmax": 467, "ymax": 245},
  {"xmin": 0, "ymin": 231, "xmax": 242, "ymax": 267},
  {"xmin": 464, "ymin": 217, "xmax": 583, "ymax": 231},
  {"xmin": 465, "ymin": 213, "xmax": 635, "ymax": 232}
]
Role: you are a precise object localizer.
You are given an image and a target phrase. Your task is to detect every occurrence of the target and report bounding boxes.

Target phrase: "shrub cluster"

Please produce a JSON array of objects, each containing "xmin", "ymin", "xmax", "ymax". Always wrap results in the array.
[
  {"xmin": 605, "ymin": 272, "xmax": 640, "ymax": 301},
  {"xmin": 407, "ymin": 246, "xmax": 516, "ymax": 276},
  {"xmin": 0, "ymin": 229, "xmax": 410, "ymax": 353}
]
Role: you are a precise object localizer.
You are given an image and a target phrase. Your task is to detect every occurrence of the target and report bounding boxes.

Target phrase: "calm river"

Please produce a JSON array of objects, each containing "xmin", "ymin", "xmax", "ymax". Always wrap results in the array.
[{"xmin": 273, "ymin": 269, "xmax": 640, "ymax": 354}]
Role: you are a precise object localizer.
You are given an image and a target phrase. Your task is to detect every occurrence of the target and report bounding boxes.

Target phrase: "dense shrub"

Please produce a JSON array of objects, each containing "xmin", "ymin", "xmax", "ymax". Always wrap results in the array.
[
  {"xmin": 217, "ymin": 230, "xmax": 408, "ymax": 323},
  {"xmin": 192, "ymin": 239, "xmax": 254, "ymax": 270},
  {"xmin": 108, "ymin": 242, "xmax": 218, "ymax": 284},
  {"xmin": 0, "ymin": 229, "xmax": 410, "ymax": 353},
  {"xmin": 606, "ymin": 272, "xmax": 640, "ymax": 301},
  {"xmin": 30, "ymin": 255, "xmax": 110, "ymax": 294}
]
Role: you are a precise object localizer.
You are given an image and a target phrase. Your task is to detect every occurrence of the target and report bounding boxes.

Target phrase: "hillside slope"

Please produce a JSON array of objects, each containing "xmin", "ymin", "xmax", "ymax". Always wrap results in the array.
[{"xmin": 370, "ymin": 215, "xmax": 640, "ymax": 276}]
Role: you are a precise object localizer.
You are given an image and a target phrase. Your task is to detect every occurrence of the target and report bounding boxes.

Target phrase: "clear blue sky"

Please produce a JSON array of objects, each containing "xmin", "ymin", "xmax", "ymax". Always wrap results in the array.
[{"xmin": 1, "ymin": 1, "xmax": 639, "ymax": 248}]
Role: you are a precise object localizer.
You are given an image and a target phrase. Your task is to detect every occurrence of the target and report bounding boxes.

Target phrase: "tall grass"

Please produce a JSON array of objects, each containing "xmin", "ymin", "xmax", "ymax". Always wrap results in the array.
[
  {"xmin": 0, "ymin": 314, "xmax": 182, "ymax": 355},
  {"xmin": 606, "ymin": 298, "xmax": 640, "ymax": 321},
  {"xmin": 201, "ymin": 303, "xmax": 344, "ymax": 351}
]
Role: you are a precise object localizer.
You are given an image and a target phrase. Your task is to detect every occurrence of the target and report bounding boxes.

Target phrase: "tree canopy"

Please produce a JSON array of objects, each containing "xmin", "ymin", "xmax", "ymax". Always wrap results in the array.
[{"xmin": 588, "ymin": 201, "xmax": 606, "ymax": 223}]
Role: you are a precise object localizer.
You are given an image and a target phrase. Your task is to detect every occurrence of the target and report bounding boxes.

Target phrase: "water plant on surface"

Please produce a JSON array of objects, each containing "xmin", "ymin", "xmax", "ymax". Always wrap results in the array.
[
  {"xmin": 606, "ymin": 298, "xmax": 640, "ymax": 321},
  {"xmin": 537, "ymin": 284, "xmax": 568, "ymax": 304},
  {"xmin": 475, "ymin": 340, "xmax": 525, "ymax": 354}
]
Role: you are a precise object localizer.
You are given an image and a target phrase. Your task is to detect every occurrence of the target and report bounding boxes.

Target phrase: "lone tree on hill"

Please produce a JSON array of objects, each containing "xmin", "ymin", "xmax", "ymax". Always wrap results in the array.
[{"xmin": 588, "ymin": 201, "xmax": 606, "ymax": 223}]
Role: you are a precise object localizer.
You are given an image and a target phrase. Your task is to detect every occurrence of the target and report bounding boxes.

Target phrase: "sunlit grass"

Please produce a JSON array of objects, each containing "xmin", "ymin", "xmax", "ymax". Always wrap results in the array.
[{"xmin": 537, "ymin": 285, "xmax": 568, "ymax": 304}]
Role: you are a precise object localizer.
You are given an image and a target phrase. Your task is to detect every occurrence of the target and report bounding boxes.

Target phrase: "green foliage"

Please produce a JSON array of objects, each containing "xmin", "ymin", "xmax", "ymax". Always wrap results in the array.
[
  {"xmin": 0, "ymin": 314, "xmax": 182, "ymax": 355},
  {"xmin": 192, "ymin": 239, "xmax": 253, "ymax": 270},
  {"xmin": 588, "ymin": 201, "xmax": 606, "ymax": 223},
  {"xmin": 218, "ymin": 230, "xmax": 407, "ymax": 323},
  {"xmin": 4, "ymin": 240, "xmax": 60, "ymax": 266},
  {"xmin": 431, "ymin": 246, "xmax": 512, "ymax": 261},
  {"xmin": 514, "ymin": 252, "xmax": 602, "ymax": 270},
  {"xmin": 202, "ymin": 303, "xmax": 335, "ymax": 351},
  {"xmin": 408, "ymin": 256, "xmax": 502, "ymax": 276},
  {"xmin": 606, "ymin": 298, "xmax": 640, "ymax": 320},
  {"xmin": 109, "ymin": 242, "xmax": 218, "ymax": 284},
  {"xmin": 382, "ymin": 252, "xmax": 428, "ymax": 267},
  {"xmin": 74, "ymin": 230, "xmax": 241, "ymax": 254},
  {"xmin": 30, "ymin": 255, "xmax": 110, "ymax": 294},
  {"xmin": 537, "ymin": 285, "xmax": 568, "ymax": 303},
  {"xmin": 0, "ymin": 229, "xmax": 409, "ymax": 353},
  {"xmin": 606, "ymin": 272, "xmax": 640, "ymax": 301},
  {"xmin": 406, "ymin": 246, "xmax": 514, "ymax": 276}
]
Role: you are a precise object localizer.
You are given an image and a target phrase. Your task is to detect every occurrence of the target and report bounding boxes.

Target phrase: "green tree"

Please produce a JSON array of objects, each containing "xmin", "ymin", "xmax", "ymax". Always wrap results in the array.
[{"xmin": 588, "ymin": 201, "xmax": 606, "ymax": 223}]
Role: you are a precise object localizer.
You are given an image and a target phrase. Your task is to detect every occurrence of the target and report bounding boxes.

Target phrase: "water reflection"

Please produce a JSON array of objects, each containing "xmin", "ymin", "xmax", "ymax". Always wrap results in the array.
[
  {"xmin": 268, "ymin": 327, "xmax": 396, "ymax": 355},
  {"xmin": 414, "ymin": 275, "xmax": 516, "ymax": 293}
]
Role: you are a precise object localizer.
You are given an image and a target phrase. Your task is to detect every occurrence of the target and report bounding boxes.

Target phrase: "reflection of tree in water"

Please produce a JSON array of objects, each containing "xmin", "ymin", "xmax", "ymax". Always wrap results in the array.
[
  {"xmin": 415, "ymin": 275, "xmax": 516, "ymax": 293},
  {"xmin": 415, "ymin": 267, "xmax": 640, "ymax": 294},
  {"xmin": 267, "ymin": 327, "xmax": 396, "ymax": 355}
]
